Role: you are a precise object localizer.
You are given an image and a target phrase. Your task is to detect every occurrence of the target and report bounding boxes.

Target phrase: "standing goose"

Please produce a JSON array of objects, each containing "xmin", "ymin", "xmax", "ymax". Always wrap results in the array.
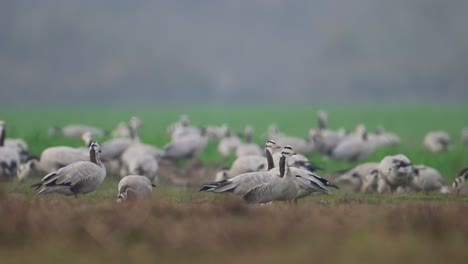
[
  {"xmin": 0, "ymin": 121, "xmax": 21, "ymax": 180},
  {"xmin": 265, "ymin": 145, "xmax": 336, "ymax": 201},
  {"xmin": 31, "ymin": 141, "xmax": 106, "ymax": 197},
  {"xmin": 244, "ymin": 146, "xmax": 333, "ymax": 204},
  {"xmin": 116, "ymin": 175, "xmax": 156, "ymax": 203},
  {"xmin": 200, "ymin": 149, "xmax": 283, "ymax": 195}
]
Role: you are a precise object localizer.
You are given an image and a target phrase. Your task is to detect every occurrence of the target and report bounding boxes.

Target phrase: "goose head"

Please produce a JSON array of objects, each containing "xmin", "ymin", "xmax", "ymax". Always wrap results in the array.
[
  {"xmin": 17, "ymin": 159, "xmax": 37, "ymax": 183},
  {"xmin": 90, "ymin": 141, "xmax": 102, "ymax": 153},
  {"xmin": 264, "ymin": 139, "xmax": 282, "ymax": 153}
]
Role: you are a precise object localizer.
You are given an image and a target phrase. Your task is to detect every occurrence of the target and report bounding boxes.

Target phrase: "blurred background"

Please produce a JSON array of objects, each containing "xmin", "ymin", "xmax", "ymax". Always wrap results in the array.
[{"xmin": 2, "ymin": 0, "xmax": 468, "ymax": 107}]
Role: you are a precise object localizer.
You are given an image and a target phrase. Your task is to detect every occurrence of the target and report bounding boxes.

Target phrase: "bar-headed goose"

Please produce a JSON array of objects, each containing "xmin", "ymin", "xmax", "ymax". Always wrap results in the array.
[
  {"xmin": 409, "ymin": 165, "xmax": 447, "ymax": 193},
  {"xmin": 0, "ymin": 121, "xmax": 20, "ymax": 180},
  {"xmin": 116, "ymin": 175, "xmax": 155, "ymax": 203},
  {"xmin": 330, "ymin": 126, "xmax": 374, "ymax": 162},
  {"xmin": 112, "ymin": 116, "xmax": 143, "ymax": 138},
  {"xmin": 49, "ymin": 124, "xmax": 107, "ymax": 138},
  {"xmin": 462, "ymin": 128, "xmax": 468, "ymax": 146},
  {"xmin": 334, "ymin": 162, "xmax": 379, "ymax": 193},
  {"xmin": 235, "ymin": 125, "xmax": 263, "ymax": 157},
  {"xmin": 199, "ymin": 146, "xmax": 285, "ymax": 195},
  {"xmin": 244, "ymin": 146, "xmax": 335, "ymax": 204},
  {"xmin": 162, "ymin": 127, "xmax": 208, "ymax": 161},
  {"xmin": 424, "ymin": 131, "xmax": 451, "ymax": 153},
  {"xmin": 377, "ymin": 154, "xmax": 414, "ymax": 193},
  {"xmin": 214, "ymin": 140, "xmax": 281, "ymax": 182},
  {"xmin": 218, "ymin": 128, "xmax": 242, "ymax": 158},
  {"xmin": 452, "ymin": 168, "xmax": 468, "ymax": 195},
  {"xmin": 17, "ymin": 134, "xmax": 92, "ymax": 182},
  {"xmin": 31, "ymin": 141, "xmax": 106, "ymax": 197}
]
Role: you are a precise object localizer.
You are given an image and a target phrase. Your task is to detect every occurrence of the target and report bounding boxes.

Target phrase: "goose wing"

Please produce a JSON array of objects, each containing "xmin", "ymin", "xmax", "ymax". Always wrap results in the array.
[
  {"xmin": 243, "ymin": 183, "xmax": 274, "ymax": 203},
  {"xmin": 40, "ymin": 161, "xmax": 101, "ymax": 187}
]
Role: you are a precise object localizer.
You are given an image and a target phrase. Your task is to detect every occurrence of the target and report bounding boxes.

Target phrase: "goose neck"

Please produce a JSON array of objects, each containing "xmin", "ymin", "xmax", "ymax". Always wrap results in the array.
[
  {"xmin": 90, "ymin": 148, "xmax": 103, "ymax": 167},
  {"xmin": 279, "ymin": 155, "xmax": 291, "ymax": 178},
  {"xmin": 0, "ymin": 125, "xmax": 4, "ymax": 147},
  {"xmin": 265, "ymin": 148, "xmax": 274, "ymax": 170}
]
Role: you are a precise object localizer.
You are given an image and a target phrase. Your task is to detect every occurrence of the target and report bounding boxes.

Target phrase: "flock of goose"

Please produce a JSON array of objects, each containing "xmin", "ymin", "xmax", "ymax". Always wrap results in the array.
[{"xmin": 1, "ymin": 110, "xmax": 468, "ymax": 204}]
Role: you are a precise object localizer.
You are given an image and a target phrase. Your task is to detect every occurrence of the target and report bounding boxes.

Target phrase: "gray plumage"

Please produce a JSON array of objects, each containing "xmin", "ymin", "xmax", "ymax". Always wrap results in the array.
[
  {"xmin": 410, "ymin": 165, "xmax": 446, "ymax": 192},
  {"xmin": 162, "ymin": 129, "xmax": 208, "ymax": 160},
  {"xmin": 424, "ymin": 131, "xmax": 451, "ymax": 152},
  {"xmin": 120, "ymin": 145, "xmax": 159, "ymax": 184},
  {"xmin": 116, "ymin": 175, "xmax": 155, "ymax": 203},
  {"xmin": 31, "ymin": 141, "xmax": 106, "ymax": 197},
  {"xmin": 377, "ymin": 154, "xmax": 414, "ymax": 193},
  {"xmin": 0, "ymin": 121, "xmax": 20, "ymax": 180},
  {"xmin": 49, "ymin": 124, "xmax": 107, "ymax": 138},
  {"xmin": 452, "ymin": 167, "xmax": 468, "ymax": 195},
  {"xmin": 334, "ymin": 162, "xmax": 379, "ymax": 193}
]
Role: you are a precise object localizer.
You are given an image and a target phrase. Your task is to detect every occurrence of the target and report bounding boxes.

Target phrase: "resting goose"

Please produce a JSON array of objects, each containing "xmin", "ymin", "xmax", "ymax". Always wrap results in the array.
[
  {"xmin": 0, "ymin": 121, "xmax": 20, "ymax": 180},
  {"xmin": 217, "ymin": 128, "xmax": 242, "ymax": 158},
  {"xmin": 410, "ymin": 165, "xmax": 447, "ymax": 193},
  {"xmin": 31, "ymin": 141, "xmax": 106, "ymax": 197},
  {"xmin": 452, "ymin": 168, "xmax": 468, "ymax": 195},
  {"xmin": 120, "ymin": 147, "xmax": 159, "ymax": 184},
  {"xmin": 334, "ymin": 162, "xmax": 379, "ymax": 193},
  {"xmin": 214, "ymin": 140, "xmax": 281, "ymax": 182},
  {"xmin": 330, "ymin": 126, "xmax": 374, "ymax": 162},
  {"xmin": 17, "ymin": 134, "xmax": 92, "ymax": 182},
  {"xmin": 112, "ymin": 116, "xmax": 143, "ymax": 138},
  {"xmin": 377, "ymin": 154, "xmax": 414, "ymax": 193},
  {"xmin": 162, "ymin": 127, "xmax": 208, "ymax": 161},
  {"xmin": 462, "ymin": 128, "xmax": 468, "ymax": 146},
  {"xmin": 424, "ymin": 131, "xmax": 451, "ymax": 153},
  {"xmin": 235, "ymin": 125, "xmax": 263, "ymax": 158},
  {"xmin": 116, "ymin": 175, "xmax": 155, "ymax": 203},
  {"xmin": 49, "ymin": 124, "xmax": 107, "ymax": 138}
]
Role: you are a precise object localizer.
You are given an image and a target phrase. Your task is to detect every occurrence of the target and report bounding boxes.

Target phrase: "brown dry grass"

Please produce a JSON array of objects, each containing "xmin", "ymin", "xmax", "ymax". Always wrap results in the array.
[{"xmin": 1, "ymin": 191, "xmax": 468, "ymax": 264}]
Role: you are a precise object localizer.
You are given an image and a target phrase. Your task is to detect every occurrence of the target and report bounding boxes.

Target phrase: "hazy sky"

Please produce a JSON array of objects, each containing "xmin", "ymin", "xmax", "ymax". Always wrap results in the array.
[{"xmin": 2, "ymin": 1, "xmax": 468, "ymax": 106}]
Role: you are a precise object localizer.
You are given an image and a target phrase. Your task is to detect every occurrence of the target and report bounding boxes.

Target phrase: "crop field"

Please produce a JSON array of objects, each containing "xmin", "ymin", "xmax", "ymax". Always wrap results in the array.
[{"xmin": 1, "ymin": 105, "xmax": 468, "ymax": 263}]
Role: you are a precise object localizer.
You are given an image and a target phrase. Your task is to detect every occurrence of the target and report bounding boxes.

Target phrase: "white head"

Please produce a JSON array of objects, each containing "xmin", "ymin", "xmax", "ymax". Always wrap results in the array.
[
  {"xmin": 215, "ymin": 168, "xmax": 229, "ymax": 182},
  {"xmin": 17, "ymin": 159, "xmax": 37, "ymax": 183},
  {"xmin": 264, "ymin": 139, "xmax": 282, "ymax": 153}
]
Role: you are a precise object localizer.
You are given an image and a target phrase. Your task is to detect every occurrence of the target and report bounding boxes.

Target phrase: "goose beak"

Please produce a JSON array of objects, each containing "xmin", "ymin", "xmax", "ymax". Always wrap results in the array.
[{"xmin": 329, "ymin": 183, "xmax": 339, "ymax": 189}]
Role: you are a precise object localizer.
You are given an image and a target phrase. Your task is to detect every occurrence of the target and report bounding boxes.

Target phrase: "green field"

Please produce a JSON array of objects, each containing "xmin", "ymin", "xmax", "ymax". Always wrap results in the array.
[{"xmin": 1, "ymin": 105, "xmax": 468, "ymax": 263}]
